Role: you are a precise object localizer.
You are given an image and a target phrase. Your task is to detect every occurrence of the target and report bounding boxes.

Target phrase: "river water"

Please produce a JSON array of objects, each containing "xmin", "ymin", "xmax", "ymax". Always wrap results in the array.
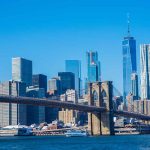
[{"xmin": 0, "ymin": 135, "xmax": 149, "ymax": 150}]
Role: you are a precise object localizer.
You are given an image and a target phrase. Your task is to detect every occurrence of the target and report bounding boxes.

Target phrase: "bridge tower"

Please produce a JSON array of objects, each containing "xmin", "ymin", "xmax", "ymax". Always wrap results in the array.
[{"xmin": 88, "ymin": 81, "xmax": 114, "ymax": 135}]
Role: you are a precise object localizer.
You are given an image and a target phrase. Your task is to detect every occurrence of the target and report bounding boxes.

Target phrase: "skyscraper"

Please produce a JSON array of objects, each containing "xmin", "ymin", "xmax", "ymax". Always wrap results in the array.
[
  {"xmin": 12, "ymin": 57, "xmax": 32, "ymax": 86},
  {"xmin": 32, "ymin": 74, "xmax": 47, "ymax": 94},
  {"xmin": 65, "ymin": 60, "xmax": 81, "ymax": 95},
  {"xmin": 86, "ymin": 51, "xmax": 101, "ymax": 82},
  {"xmin": 122, "ymin": 20, "xmax": 137, "ymax": 100},
  {"xmin": 140, "ymin": 44, "xmax": 150, "ymax": 100},
  {"xmin": 58, "ymin": 72, "xmax": 75, "ymax": 94},
  {"xmin": 26, "ymin": 86, "xmax": 45, "ymax": 125},
  {"xmin": 48, "ymin": 77, "xmax": 62, "ymax": 95},
  {"xmin": 0, "ymin": 81, "xmax": 27, "ymax": 127},
  {"xmin": 131, "ymin": 73, "xmax": 138, "ymax": 100}
]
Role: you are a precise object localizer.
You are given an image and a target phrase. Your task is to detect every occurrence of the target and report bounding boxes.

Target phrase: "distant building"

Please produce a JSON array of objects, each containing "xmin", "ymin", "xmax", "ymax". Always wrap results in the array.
[
  {"xmin": 140, "ymin": 44, "xmax": 150, "ymax": 100},
  {"xmin": 143, "ymin": 100, "xmax": 150, "ymax": 116},
  {"xmin": 26, "ymin": 86, "xmax": 45, "ymax": 125},
  {"xmin": 126, "ymin": 93, "xmax": 134, "ymax": 112},
  {"xmin": 12, "ymin": 57, "xmax": 32, "ymax": 86},
  {"xmin": 84, "ymin": 78, "xmax": 88, "ymax": 94},
  {"xmin": 59, "ymin": 109, "xmax": 87, "ymax": 126},
  {"xmin": 86, "ymin": 51, "xmax": 101, "ymax": 82},
  {"xmin": 59, "ymin": 109, "xmax": 79, "ymax": 125},
  {"xmin": 45, "ymin": 107, "xmax": 59, "ymax": 124},
  {"xmin": 58, "ymin": 72, "xmax": 75, "ymax": 94},
  {"xmin": 48, "ymin": 77, "xmax": 61, "ymax": 95},
  {"xmin": 131, "ymin": 73, "xmax": 138, "ymax": 100},
  {"xmin": 0, "ymin": 81, "xmax": 27, "ymax": 127},
  {"xmin": 113, "ymin": 96, "xmax": 123, "ymax": 110},
  {"xmin": 65, "ymin": 60, "xmax": 81, "ymax": 96},
  {"xmin": 60, "ymin": 89, "xmax": 78, "ymax": 104},
  {"xmin": 122, "ymin": 31, "xmax": 137, "ymax": 101},
  {"xmin": 45, "ymin": 77, "xmax": 62, "ymax": 124},
  {"xmin": 133, "ymin": 100, "xmax": 144, "ymax": 114},
  {"xmin": 32, "ymin": 74, "xmax": 47, "ymax": 94}
]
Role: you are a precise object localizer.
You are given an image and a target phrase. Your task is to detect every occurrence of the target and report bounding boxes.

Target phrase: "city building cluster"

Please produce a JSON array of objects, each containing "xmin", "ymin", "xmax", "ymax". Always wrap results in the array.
[
  {"xmin": 0, "ymin": 51, "xmax": 101, "ymax": 128},
  {"xmin": 1, "ymin": 20, "xmax": 150, "ymax": 128},
  {"xmin": 122, "ymin": 23, "xmax": 150, "ymax": 116}
]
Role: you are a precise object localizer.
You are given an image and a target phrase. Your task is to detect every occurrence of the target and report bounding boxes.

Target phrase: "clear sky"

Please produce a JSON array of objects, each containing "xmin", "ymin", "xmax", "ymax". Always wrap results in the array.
[{"xmin": 0, "ymin": 0, "xmax": 150, "ymax": 93}]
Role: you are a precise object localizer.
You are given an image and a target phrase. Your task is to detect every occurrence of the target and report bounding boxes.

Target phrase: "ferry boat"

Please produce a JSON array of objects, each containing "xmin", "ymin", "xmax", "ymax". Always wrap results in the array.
[
  {"xmin": 65, "ymin": 129, "xmax": 88, "ymax": 137},
  {"xmin": 0, "ymin": 125, "xmax": 34, "ymax": 136},
  {"xmin": 15, "ymin": 127, "xmax": 33, "ymax": 136}
]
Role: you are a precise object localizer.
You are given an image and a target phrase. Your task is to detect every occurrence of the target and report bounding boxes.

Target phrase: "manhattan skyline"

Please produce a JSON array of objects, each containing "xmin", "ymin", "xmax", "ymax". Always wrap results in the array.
[{"xmin": 0, "ymin": 0, "xmax": 150, "ymax": 93}]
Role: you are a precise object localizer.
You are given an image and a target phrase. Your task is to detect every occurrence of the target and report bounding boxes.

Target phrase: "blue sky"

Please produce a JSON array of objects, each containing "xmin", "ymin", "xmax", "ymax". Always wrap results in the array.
[{"xmin": 0, "ymin": 0, "xmax": 150, "ymax": 92}]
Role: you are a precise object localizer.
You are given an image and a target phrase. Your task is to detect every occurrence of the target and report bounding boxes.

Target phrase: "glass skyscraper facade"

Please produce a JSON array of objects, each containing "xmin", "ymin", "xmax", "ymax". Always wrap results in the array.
[
  {"xmin": 131, "ymin": 73, "xmax": 138, "ymax": 100},
  {"xmin": 140, "ymin": 44, "xmax": 150, "ymax": 100},
  {"xmin": 12, "ymin": 57, "xmax": 32, "ymax": 86},
  {"xmin": 26, "ymin": 86, "xmax": 45, "ymax": 125},
  {"xmin": 122, "ymin": 36, "xmax": 137, "ymax": 100},
  {"xmin": 86, "ymin": 51, "xmax": 101, "ymax": 82},
  {"xmin": 65, "ymin": 60, "xmax": 81, "ymax": 95},
  {"xmin": 58, "ymin": 72, "xmax": 75, "ymax": 94},
  {"xmin": 32, "ymin": 74, "xmax": 47, "ymax": 94}
]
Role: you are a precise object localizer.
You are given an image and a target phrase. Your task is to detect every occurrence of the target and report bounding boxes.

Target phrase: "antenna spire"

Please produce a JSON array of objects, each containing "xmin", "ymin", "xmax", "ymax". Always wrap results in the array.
[{"xmin": 127, "ymin": 13, "xmax": 130, "ymax": 37}]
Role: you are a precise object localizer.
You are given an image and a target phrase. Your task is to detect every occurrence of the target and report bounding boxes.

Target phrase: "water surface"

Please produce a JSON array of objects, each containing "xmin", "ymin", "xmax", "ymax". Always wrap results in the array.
[{"xmin": 0, "ymin": 135, "xmax": 149, "ymax": 150}]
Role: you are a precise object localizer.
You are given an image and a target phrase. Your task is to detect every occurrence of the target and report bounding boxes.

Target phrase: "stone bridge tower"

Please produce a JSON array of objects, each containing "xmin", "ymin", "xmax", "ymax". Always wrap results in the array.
[{"xmin": 88, "ymin": 81, "xmax": 114, "ymax": 135}]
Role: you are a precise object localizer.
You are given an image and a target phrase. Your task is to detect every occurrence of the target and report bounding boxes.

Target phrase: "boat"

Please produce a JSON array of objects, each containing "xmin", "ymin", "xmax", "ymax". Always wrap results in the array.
[
  {"xmin": 0, "ymin": 125, "xmax": 34, "ymax": 136},
  {"xmin": 15, "ymin": 127, "xmax": 33, "ymax": 136},
  {"xmin": 65, "ymin": 129, "xmax": 88, "ymax": 137}
]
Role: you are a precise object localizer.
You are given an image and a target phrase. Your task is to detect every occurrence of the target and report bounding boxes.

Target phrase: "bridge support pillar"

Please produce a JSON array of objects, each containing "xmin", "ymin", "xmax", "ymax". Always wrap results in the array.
[{"xmin": 88, "ymin": 81, "xmax": 114, "ymax": 136}]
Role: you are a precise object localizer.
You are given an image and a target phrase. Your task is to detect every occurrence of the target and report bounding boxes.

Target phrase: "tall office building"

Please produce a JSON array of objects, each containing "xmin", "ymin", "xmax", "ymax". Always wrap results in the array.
[
  {"xmin": 65, "ymin": 60, "xmax": 81, "ymax": 95},
  {"xmin": 0, "ymin": 81, "xmax": 26, "ymax": 127},
  {"xmin": 48, "ymin": 77, "xmax": 61, "ymax": 95},
  {"xmin": 86, "ymin": 51, "xmax": 101, "ymax": 82},
  {"xmin": 12, "ymin": 57, "xmax": 32, "ymax": 86},
  {"xmin": 122, "ymin": 20, "xmax": 137, "ymax": 100},
  {"xmin": 32, "ymin": 74, "xmax": 47, "ymax": 94},
  {"xmin": 58, "ymin": 72, "xmax": 75, "ymax": 94},
  {"xmin": 46, "ymin": 77, "xmax": 61, "ymax": 123},
  {"xmin": 140, "ymin": 44, "xmax": 150, "ymax": 99},
  {"xmin": 26, "ymin": 86, "xmax": 45, "ymax": 125},
  {"xmin": 131, "ymin": 73, "xmax": 138, "ymax": 100}
]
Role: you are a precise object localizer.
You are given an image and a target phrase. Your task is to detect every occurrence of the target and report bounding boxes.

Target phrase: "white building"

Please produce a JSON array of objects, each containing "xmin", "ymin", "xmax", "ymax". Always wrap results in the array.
[
  {"xmin": 140, "ymin": 44, "xmax": 150, "ymax": 99},
  {"xmin": 12, "ymin": 57, "xmax": 32, "ymax": 86},
  {"xmin": 60, "ymin": 89, "xmax": 78, "ymax": 104}
]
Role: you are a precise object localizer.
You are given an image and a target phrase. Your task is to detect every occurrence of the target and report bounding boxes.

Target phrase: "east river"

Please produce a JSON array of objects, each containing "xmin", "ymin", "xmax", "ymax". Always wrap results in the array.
[{"xmin": 0, "ymin": 135, "xmax": 150, "ymax": 150}]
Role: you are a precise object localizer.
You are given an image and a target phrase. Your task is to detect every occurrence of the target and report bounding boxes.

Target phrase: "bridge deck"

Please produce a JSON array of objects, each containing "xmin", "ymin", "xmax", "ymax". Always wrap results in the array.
[
  {"xmin": 0, "ymin": 95, "xmax": 106, "ymax": 113},
  {"xmin": 0, "ymin": 95, "xmax": 150, "ymax": 120},
  {"xmin": 114, "ymin": 110, "xmax": 150, "ymax": 121}
]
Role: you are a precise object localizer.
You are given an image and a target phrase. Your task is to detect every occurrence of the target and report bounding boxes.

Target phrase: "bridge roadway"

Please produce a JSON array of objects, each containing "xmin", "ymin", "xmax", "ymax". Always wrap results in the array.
[
  {"xmin": 0, "ymin": 95, "xmax": 150, "ymax": 121},
  {"xmin": 0, "ymin": 95, "xmax": 106, "ymax": 113}
]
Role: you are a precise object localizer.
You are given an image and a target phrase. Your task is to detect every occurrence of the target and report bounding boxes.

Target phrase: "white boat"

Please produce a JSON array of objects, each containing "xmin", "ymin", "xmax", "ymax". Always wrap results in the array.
[
  {"xmin": 65, "ymin": 129, "xmax": 88, "ymax": 137},
  {"xmin": 15, "ymin": 127, "xmax": 33, "ymax": 136},
  {"xmin": 0, "ymin": 125, "xmax": 34, "ymax": 136}
]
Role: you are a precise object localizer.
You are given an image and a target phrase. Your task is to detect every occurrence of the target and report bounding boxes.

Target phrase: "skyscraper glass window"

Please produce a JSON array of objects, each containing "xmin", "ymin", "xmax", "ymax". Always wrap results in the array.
[
  {"xmin": 32, "ymin": 74, "xmax": 47, "ymax": 94},
  {"xmin": 131, "ymin": 73, "xmax": 138, "ymax": 100},
  {"xmin": 65, "ymin": 60, "xmax": 81, "ymax": 95},
  {"xmin": 12, "ymin": 57, "xmax": 32, "ymax": 86},
  {"xmin": 86, "ymin": 51, "xmax": 101, "ymax": 82},
  {"xmin": 122, "ymin": 36, "xmax": 137, "ymax": 100},
  {"xmin": 58, "ymin": 72, "xmax": 75, "ymax": 94}
]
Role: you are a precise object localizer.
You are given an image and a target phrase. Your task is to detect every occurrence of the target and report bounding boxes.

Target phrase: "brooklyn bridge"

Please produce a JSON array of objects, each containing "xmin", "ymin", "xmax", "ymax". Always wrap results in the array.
[{"xmin": 0, "ymin": 81, "xmax": 150, "ymax": 135}]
